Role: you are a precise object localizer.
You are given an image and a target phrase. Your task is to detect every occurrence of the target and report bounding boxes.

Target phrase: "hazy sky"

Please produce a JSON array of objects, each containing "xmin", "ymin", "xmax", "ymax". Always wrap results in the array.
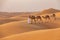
[{"xmin": 0, "ymin": 0, "xmax": 60, "ymax": 12}]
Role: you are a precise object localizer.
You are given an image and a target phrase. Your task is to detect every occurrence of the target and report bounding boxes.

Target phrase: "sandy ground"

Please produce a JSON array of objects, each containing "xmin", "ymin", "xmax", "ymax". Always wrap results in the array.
[
  {"xmin": 1, "ymin": 28, "xmax": 60, "ymax": 40},
  {"xmin": 0, "ymin": 12, "xmax": 60, "ymax": 40}
]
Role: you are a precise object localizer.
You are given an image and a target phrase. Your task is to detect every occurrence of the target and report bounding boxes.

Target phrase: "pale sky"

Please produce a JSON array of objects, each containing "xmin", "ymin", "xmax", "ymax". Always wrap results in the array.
[{"xmin": 0, "ymin": 0, "xmax": 60, "ymax": 12}]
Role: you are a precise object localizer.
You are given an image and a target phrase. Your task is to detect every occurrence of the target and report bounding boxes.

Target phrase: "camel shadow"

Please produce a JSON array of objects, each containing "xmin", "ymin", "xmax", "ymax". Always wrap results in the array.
[{"xmin": 29, "ymin": 22, "xmax": 58, "ymax": 30}]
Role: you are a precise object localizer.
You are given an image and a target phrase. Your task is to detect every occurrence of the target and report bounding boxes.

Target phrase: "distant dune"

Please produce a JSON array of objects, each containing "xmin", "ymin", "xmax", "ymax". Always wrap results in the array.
[
  {"xmin": 1, "ymin": 28, "xmax": 60, "ymax": 40},
  {"xmin": 40, "ymin": 8, "xmax": 60, "ymax": 14}
]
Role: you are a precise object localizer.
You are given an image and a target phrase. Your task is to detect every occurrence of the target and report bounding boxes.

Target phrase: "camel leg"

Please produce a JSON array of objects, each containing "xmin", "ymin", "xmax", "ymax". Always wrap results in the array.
[
  {"xmin": 54, "ymin": 17, "xmax": 56, "ymax": 20},
  {"xmin": 48, "ymin": 19, "xmax": 50, "ymax": 23},
  {"xmin": 44, "ymin": 18, "xmax": 47, "ymax": 23},
  {"xmin": 39, "ymin": 19, "xmax": 41, "ymax": 23},
  {"xmin": 36, "ymin": 19, "xmax": 38, "ymax": 23},
  {"xmin": 37, "ymin": 18, "xmax": 38, "ymax": 21},
  {"xmin": 51, "ymin": 17, "xmax": 56, "ymax": 23},
  {"xmin": 31, "ymin": 19, "xmax": 35, "ymax": 24},
  {"xmin": 49, "ymin": 19, "xmax": 51, "ymax": 22},
  {"xmin": 34, "ymin": 19, "xmax": 36, "ymax": 24},
  {"xmin": 41, "ymin": 19, "xmax": 43, "ymax": 23},
  {"xmin": 47, "ymin": 18, "xmax": 50, "ymax": 23},
  {"xmin": 37, "ymin": 19, "xmax": 41, "ymax": 24},
  {"xmin": 43, "ymin": 18, "xmax": 47, "ymax": 23},
  {"xmin": 31, "ymin": 19, "xmax": 33, "ymax": 24},
  {"xmin": 48, "ymin": 18, "xmax": 51, "ymax": 22},
  {"xmin": 53, "ymin": 17, "xmax": 56, "ymax": 23},
  {"xmin": 37, "ymin": 18, "xmax": 40, "ymax": 23},
  {"xmin": 46, "ymin": 18, "xmax": 48, "ymax": 23}
]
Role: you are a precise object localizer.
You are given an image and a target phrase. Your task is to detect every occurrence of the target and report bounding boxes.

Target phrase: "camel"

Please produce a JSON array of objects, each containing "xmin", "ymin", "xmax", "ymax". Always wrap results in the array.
[
  {"xmin": 36, "ymin": 16, "xmax": 43, "ymax": 23},
  {"xmin": 52, "ymin": 14, "xmax": 56, "ymax": 20},
  {"xmin": 50, "ymin": 14, "xmax": 56, "ymax": 22},
  {"xmin": 29, "ymin": 15, "xmax": 36, "ymax": 24},
  {"xmin": 42, "ymin": 15, "xmax": 51, "ymax": 23}
]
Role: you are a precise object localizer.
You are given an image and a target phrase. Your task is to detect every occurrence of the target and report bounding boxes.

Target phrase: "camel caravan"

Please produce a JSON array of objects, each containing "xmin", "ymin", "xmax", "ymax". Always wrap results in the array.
[{"xmin": 27, "ymin": 14, "xmax": 56, "ymax": 24}]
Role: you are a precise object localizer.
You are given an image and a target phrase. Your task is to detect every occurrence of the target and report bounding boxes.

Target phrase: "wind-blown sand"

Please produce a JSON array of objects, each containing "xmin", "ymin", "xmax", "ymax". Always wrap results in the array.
[{"xmin": 0, "ymin": 12, "xmax": 60, "ymax": 40}]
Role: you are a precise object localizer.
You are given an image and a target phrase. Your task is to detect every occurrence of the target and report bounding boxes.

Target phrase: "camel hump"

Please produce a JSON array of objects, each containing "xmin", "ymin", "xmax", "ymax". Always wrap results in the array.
[
  {"xmin": 37, "ymin": 16, "xmax": 41, "ymax": 18},
  {"xmin": 53, "ymin": 14, "xmax": 56, "ymax": 16},
  {"xmin": 46, "ymin": 15, "xmax": 50, "ymax": 17}
]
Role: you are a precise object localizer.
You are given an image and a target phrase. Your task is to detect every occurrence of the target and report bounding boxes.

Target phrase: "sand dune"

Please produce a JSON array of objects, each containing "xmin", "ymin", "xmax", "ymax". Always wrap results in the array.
[
  {"xmin": 40, "ymin": 8, "xmax": 60, "ymax": 14},
  {"xmin": 1, "ymin": 19, "xmax": 60, "ymax": 38},
  {"xmin": 0, "ymin": 11, "xmax": 60, "ymax": 40},
  {"xmin": 0, "ymin": 12, "xmax": 60, "ymax": 38},
  {"xmin": 0, "ymin": 20, "xmax": 50, "ymax": 38},
  {"xmin": 1, "ymin": 28, "xmax": 60, "ymax": 40}
]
